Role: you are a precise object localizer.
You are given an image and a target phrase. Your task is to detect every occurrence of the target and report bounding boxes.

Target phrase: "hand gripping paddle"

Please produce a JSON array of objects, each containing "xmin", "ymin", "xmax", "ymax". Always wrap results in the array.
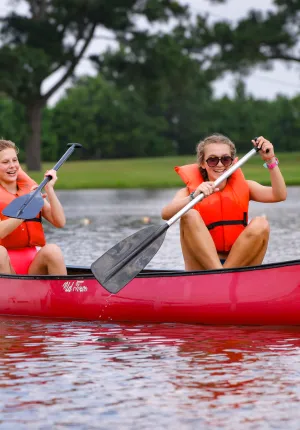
[{"xmin": 2, "ymin": 143, "xmax": 82, "ymax": 220}]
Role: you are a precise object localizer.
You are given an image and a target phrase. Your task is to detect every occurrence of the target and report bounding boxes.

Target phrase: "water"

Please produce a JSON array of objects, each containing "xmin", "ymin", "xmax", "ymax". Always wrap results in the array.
[
  {"xmin": 1, "ymin": 187, "xmax": 300, "ymax": 429},
  {"xmin": 2, "ymin": 321, "xmax": 300, "ymax": 429}
]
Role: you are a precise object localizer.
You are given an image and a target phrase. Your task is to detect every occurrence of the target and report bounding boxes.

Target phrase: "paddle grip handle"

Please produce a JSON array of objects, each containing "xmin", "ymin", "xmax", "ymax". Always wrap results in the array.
[
  {"xmin": 254, "ymin": 137, "xmax": 269, "ymax": 153},
  {"xmin": 53, "ymin": 143, "xmax": 82, "ymax": 172}
]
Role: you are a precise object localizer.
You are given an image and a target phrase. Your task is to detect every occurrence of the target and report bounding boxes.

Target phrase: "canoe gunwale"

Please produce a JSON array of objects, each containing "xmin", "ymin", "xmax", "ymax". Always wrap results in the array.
[{"xmin": 0, "ymin": 258, "xmax": 299, "ymax": 281}]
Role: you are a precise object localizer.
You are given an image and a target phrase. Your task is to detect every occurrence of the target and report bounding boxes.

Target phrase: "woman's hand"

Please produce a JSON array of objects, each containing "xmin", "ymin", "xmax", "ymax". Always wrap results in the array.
[
  {"xmin": 30, "ymin": 185, "xmax": 47, "ymax": 199},
  {"xmin": 44, "ymin": 169, "xmax": 58, "ymax": 190},
  {"xmin": 252, "ymin": 136, "xmax": 275, "ymax": 161},
  {"xmin": 195, "ymin": 181, "xmax": 219, "ymax": 197}
]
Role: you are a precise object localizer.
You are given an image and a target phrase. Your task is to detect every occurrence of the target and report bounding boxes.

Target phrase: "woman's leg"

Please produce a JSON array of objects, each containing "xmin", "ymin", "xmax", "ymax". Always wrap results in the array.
[
  {"xmin": 0, "ymin": 246, "xmax": 15, "ymax": 274},
  {"xmin": 223, "ymin": 216, "xmax": 270, "ymax": 268},
  {"xmin": 28, "ymin": 244, "xmax": 67, "ymax": 275},
  {"xmin": 180, "ymin": 209, "xmax": 223, "ymax": 271}
]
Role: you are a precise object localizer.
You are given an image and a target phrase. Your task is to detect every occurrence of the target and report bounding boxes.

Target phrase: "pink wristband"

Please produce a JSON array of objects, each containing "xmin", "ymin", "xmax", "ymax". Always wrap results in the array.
[{"xmin": 263, "ymin": 157, "xmax": 279, "ymax": 170}]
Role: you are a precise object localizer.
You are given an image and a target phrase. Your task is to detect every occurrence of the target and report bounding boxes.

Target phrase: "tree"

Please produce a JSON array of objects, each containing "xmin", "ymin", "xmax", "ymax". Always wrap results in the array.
[
  {"xmin": 201, "ymin": 0, "xmax": 300, "ymax": 75},
  {"xmin": 0, "ymin": 97, "xmax": 28, "ymax": 159},
  {"xmin": 0, "ymin": 0, "xmax": 186, "ymax": 169},
  {"xmin": 91, "ymin": 26, "xmax": 221, "ymax": 155},
  {"xmin": 52, "ymin": 75, "xmax": 172, "ymax": 159}
]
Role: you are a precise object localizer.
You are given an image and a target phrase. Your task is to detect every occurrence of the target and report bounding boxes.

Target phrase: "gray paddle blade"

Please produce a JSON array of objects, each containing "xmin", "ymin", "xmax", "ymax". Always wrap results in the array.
[
  {"xmin": 91, "ymin": 225, "xmax": 167, "ymax": 294},
  {"xmin": 2, "ymin": 192, "xmax": 44, "ymax": 219},
  {"xmin": 2, "ymin": 143, "xmax": 82, "ymax": 220}
]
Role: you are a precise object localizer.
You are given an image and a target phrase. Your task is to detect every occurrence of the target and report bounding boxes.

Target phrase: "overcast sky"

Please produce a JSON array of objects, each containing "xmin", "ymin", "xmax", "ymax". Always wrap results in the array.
[
  {"xmin": 185, "ymin": 0, "xmax": 299, "ymax": 101},
  {"xmin": 1, "ymin": 0, "xmax": 299, "ymax": 105}
]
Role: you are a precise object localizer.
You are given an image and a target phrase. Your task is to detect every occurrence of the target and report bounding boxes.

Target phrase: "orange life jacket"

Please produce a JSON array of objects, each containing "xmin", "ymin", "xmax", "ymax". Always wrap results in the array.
[
  {"xmin": 175, "ymin": 163, "xmax": 249, "ymax": 252},
  {"xmin": 0, "ymin": 168, "xmax": 46, "ymax": 249}
]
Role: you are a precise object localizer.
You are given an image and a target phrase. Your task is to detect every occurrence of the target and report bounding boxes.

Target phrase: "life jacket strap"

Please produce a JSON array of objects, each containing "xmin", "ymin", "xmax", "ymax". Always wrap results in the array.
[
  {"xmin": 207, "ymin": 212, "xmax": 248, "ymax": 230},
  {"xmin": 24, "ymin": 214, "xmax": 42, "ymax": 223}
]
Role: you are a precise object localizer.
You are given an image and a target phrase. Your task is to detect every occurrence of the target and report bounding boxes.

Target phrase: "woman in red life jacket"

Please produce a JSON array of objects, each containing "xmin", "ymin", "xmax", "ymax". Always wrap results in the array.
[
  {"xmin": 161, "ymin": 134, "xmax": 287, "ymax": 270},
  {"xmin": 0, "ymin": 139, "xmax": 67, "ymax": 275}
]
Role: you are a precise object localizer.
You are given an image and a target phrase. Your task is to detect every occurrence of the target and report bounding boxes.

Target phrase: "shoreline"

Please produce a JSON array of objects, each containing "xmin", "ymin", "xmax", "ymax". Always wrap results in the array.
[{"xmin": 24, "ymin": 152, "xmax": 300, "ymax": 189}]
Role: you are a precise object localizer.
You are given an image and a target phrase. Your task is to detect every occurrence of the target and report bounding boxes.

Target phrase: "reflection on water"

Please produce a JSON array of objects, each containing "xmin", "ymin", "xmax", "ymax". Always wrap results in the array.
[
  {"xmin": 49, "ymin": 186, "xmax": 300, "ymax": 269},
  {"xmin": 1, "ymin": 319, "xmax": 300, "ymax": 429},
  {"xmin": 2, "ymin": 187, "xmax": 300, "ymax": 428}
]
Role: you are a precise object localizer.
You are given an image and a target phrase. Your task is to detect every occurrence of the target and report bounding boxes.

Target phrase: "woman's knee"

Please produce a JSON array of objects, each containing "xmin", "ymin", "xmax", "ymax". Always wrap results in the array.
[
  {"xmin": 181, "ymin": 209, "xmax": 204, "ymax": 228},
  {"xmin": 0, "ymin": 246, "xmax": 13, "ymax": 273},
  {"xmin": 247, "ymin": 216, "xmax": 270, "ymax": 238},
  {"xmin": 40, "ymin": 244, "xmax": 64, "ymax": 261},
  {"xmin": 0, "ymin": 245, "xmax": 9, "ymax": 259}
]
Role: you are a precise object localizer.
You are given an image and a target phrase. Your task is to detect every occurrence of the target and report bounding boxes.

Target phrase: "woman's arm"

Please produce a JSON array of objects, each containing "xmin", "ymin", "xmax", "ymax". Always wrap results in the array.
[
  {"xmin": 0, "ymin": 218, "xmax": 24, "ymax": 239},
  {"xmin": 41, "ymin": 169, "xmax": 66, "ymax": 228},
  {"xmin": 249, "ymin": 136, "xmax": 287, "ymax": 202},
  {"xmin": 161, "ymin": 188, "xmax": 191, "ymax": 220},
  {"xmin": 248, "ymin": 178, "xmax": 287, "ymax": 203}
]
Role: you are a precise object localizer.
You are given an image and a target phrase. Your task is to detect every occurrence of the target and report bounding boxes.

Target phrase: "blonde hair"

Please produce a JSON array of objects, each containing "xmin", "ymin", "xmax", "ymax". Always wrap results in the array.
[
  {"xmin": 196, "ymin": 133, "xmax": 236, "ymax": 180},
  {"xmin": 0, "ymin": 139, "xmax": 19, "ymax": 154}
]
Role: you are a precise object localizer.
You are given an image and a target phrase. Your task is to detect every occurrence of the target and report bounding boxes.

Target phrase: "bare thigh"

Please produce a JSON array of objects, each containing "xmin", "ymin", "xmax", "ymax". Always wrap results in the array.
[{"xmin": 180, "ymin": 210, "xmax": 222, "ymax": 271}]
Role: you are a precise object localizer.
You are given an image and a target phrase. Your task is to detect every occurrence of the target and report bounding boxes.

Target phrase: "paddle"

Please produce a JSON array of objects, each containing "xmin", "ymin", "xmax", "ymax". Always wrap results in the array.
[
  {"xmin": 91, "ymin": 145, "xmax": 265, "ymax": 294},
  {"xmin": 2, "ymin": 143, "xmax": 82, "ymax": 220}
]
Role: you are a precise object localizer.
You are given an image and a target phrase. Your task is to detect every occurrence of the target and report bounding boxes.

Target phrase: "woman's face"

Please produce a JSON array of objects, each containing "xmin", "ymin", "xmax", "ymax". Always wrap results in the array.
[
  {"xmin": 201, "ymin": 143, "xmax": 234, "ymax": 182},
  {"xmin": 0, "ymin": 148, "xmax": 20, "ymax": 183}
]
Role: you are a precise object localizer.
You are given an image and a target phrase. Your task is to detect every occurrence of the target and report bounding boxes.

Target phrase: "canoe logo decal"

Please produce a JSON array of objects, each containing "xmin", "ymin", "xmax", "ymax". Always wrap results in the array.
[{"xmin": 62, "ymin": 281, "xmax": 88, "ymax": 293}]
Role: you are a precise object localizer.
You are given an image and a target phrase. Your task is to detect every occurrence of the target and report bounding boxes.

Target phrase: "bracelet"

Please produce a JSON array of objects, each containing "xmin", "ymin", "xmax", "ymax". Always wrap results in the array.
[
  {"xmin": 189, "ymin": 191, "xmax": 195, "ymax": 201},
  {"xmin": 263, "ymin": 157, "xmax": 279, "ymax": 170}
]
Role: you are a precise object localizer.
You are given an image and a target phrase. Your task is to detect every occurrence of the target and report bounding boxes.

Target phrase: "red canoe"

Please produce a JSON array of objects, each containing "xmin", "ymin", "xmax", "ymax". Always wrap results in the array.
[{"xmin": 1, "ymin": 259, "xmax": 300, "ymax": 325}]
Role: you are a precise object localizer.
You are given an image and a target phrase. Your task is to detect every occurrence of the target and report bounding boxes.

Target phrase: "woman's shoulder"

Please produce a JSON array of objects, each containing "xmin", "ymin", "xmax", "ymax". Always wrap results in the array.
[{"xmin": 174, "ymin": 187, "xmax": 189, "ymax": 199}]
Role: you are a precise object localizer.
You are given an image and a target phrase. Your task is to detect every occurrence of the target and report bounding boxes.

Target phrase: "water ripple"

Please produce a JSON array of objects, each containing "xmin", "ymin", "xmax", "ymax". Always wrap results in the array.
[{"xmin": 1, "ymin": 320, "xmax": 300, "ymax": 429}]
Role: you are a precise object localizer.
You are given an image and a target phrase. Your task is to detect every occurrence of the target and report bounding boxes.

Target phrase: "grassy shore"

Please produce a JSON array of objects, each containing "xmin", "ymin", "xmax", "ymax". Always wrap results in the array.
[{"xmin": 25, "ymin": 152, "xmax": 300, "ymax": 189}]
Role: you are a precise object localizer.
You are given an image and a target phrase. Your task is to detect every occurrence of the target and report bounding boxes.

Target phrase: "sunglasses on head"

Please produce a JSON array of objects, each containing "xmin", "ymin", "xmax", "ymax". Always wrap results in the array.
[{"xmin": 205, "ymin": 155, "xmax": 233, "ymax": 168}]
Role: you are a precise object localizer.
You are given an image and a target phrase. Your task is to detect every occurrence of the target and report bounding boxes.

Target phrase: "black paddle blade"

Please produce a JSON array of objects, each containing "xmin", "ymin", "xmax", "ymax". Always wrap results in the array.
[
  {"xmin": 91, "ymin": 225, "xmax": 167, "ymax": 294},
  {"xmin": 2, "ymin": 192, "xmax": 44, "ymax": 219}
]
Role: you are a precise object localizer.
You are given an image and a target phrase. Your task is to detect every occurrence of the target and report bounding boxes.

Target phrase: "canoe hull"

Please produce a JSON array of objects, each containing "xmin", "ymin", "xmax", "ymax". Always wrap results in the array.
[{"xmin": 1, "ymin": 260, "xmax": 300, "ymax": 325}]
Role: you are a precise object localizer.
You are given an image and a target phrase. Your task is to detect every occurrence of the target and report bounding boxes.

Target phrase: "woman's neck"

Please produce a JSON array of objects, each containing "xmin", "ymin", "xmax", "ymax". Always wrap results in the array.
[{"xmin": 0, "ymin": 181, "xmax": 18, "ymax": 194}]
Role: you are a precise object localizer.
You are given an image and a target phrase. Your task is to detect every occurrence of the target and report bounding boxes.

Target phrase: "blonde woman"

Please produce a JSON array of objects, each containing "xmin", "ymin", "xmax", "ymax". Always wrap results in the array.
[
  {"xmin": 0, "ymin": 139, "xmax": 66, "ymax": 275},
  {"xmin": 161, "ymin": 134, "xmax": 287, "ymax": 270}
]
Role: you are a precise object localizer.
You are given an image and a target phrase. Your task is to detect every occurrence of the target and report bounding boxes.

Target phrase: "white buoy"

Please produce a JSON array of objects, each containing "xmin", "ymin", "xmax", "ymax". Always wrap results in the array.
[{"xmin": 80, "ymin": 218, "xmax": 91, "ymax": 226}]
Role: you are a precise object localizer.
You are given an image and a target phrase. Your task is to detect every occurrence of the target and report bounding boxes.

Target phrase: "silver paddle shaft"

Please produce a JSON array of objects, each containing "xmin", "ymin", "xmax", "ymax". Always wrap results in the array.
[{"xmin": 167, "ymin": 147, "xmax": 258, "ymax": 227}]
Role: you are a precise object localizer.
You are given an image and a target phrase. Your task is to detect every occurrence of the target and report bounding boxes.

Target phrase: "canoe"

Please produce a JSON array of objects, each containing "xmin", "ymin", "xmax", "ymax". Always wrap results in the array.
[{"xmin": 1, "ymin": 258, "xmax": 300, "ymax": 326}]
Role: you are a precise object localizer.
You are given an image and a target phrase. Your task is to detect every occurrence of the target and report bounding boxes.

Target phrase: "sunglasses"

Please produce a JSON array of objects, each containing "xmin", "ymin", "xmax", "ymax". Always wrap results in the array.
[{"xmin": 205, "ymin": 155, "xmax": 233, "ymax": 168}]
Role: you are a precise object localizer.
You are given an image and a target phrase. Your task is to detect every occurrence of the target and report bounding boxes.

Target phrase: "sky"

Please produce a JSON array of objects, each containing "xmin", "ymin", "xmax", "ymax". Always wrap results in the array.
[
  {"xmin": 185, "ymin": 0, "xmax": 300, "ymax": 101},
  {"xmin": 1, "ymin": 0, "xmax": 299, "ymax": 105}
]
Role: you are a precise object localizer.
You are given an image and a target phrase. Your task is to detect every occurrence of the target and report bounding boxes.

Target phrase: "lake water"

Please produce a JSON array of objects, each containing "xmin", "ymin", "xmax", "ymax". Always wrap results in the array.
[{"xmin": 1, "ymin": 187, "xmax": 300, "ymax": 429}]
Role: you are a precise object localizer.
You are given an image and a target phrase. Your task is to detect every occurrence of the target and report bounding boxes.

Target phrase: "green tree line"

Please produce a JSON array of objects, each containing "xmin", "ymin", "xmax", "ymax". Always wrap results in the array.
[{"xmin": 1, "ymin": 76, "xmax": 299, "ymax": 162}]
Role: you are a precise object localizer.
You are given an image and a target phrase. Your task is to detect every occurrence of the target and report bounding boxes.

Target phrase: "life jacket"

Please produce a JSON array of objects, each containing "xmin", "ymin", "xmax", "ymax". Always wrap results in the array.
[
  {"xmin": 175, "ymin": 163, "xmax": 249, "ymax": 252},
  {"xmin": 0, "ymin": 168, "xmax": 46, "ymax": 249}
]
